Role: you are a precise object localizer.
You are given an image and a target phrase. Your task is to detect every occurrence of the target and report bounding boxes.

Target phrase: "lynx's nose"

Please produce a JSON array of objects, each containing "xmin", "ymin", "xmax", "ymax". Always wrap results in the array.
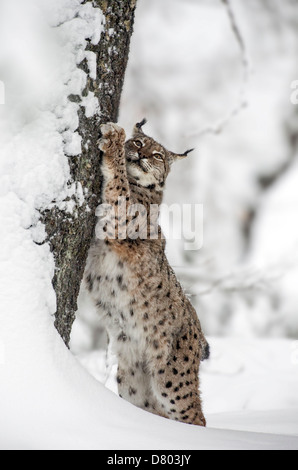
[
  {"xmin": 126, "ymin": 151, "xmax": 141, "ymax": 162},
  {"xmin": 138, "ymin": 151, "xmax": 147, "ymax": 160}
]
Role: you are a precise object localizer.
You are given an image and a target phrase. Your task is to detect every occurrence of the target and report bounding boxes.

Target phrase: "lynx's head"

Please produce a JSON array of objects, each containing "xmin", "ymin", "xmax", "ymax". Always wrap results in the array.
[{"xmin": 125, "ymin": 119, "xmax": 194, "ymax": 191}]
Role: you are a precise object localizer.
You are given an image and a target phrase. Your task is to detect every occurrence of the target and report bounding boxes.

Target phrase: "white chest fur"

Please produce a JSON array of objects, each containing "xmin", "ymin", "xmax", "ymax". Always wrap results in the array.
[{"xmin": 84, "ymin": 241, "xmax": 146, "ymax": 356}]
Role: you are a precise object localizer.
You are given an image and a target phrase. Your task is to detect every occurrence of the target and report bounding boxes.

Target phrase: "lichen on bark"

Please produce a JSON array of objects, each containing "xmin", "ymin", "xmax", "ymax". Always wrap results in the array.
[{"xmin": 42, "ymin": 0, "xmax": 138, "ymax": 346}]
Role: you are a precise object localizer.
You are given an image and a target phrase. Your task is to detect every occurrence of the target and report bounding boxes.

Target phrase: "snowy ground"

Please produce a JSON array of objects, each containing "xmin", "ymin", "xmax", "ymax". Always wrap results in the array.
[
  {"xmin": 77, "ymin": 337, "xmax": 298, "ymax": 416},
  {"xmin": 76, "ymin": 337, "xmax": 298, "ymax": 448},
  {"xmin": 1, "ymin": 324, "xmax": 298, "ymax": 449}
]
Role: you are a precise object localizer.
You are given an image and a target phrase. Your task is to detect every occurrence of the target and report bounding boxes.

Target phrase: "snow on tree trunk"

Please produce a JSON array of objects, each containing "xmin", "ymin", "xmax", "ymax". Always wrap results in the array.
[{"xmin": 42, "ymin": 0, "xmax": 138, "ymax": 346}]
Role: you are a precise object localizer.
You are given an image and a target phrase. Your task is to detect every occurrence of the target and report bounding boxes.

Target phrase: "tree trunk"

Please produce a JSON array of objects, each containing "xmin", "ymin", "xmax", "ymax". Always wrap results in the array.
[{"xmin": 42, "ymin": 0, "xmax": 138, "ymax": 347}]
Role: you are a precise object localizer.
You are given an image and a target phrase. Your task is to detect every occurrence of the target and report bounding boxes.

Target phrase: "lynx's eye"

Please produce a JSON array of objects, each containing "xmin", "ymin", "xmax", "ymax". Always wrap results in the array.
[
  {"xmin": 153, "ymin": 153, "xmax": 163, "ymax": 162},
  {"xmin": 134, "ymin": 140, "xmax": 143, "ymax": 148}
]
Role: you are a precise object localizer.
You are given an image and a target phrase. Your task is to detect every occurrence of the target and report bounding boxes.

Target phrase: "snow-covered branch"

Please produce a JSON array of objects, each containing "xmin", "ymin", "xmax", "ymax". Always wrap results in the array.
[{"xmin": 175, "ymin": 263, "xmax": 289, "ymax": 298}]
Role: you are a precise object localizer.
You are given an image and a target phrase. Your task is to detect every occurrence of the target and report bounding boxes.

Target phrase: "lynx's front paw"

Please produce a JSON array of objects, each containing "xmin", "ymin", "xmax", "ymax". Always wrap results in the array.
[{"xmin": 98, "ymin": 122, "xmax": 126, "ymax": 153}]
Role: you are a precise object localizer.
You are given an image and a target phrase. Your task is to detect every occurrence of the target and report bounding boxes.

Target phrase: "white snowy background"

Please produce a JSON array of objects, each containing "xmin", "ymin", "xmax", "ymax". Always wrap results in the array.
[{"xmin": 0, "ymin": 0, "xmax": 298, "ymax": 450}]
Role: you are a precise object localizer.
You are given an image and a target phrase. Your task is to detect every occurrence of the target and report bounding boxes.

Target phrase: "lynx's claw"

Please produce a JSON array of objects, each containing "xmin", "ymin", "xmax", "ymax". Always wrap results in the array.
[
  {"xmin": 98, "ymin": 122, "xmax": 126, "ymax": 153},
  {"xmin": 98, "ymin": 138, "xmax": 110, "ymax": 152}
]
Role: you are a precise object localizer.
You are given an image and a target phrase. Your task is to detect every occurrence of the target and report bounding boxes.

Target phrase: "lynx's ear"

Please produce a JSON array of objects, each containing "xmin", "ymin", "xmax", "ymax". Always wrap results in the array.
[
  {"xmin": 133, "ymin": 118, "xmax": 147, "ymax": 136},
  {"xmin": 168, "ymin": 148, "xmax": 195, "ymax": 165}
]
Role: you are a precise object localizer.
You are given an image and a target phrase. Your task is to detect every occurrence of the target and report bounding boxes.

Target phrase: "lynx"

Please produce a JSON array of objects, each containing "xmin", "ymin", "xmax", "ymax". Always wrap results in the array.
[{"xmin": 84, "ymin": 120, "xmax": 209, "ymax": 426}]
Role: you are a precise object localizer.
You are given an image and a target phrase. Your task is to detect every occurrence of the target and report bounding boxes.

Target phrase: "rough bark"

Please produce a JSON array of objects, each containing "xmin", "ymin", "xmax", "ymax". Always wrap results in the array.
[{"xmin": 42, "ymin": 0, "xmax": 138, "ymax": 346}]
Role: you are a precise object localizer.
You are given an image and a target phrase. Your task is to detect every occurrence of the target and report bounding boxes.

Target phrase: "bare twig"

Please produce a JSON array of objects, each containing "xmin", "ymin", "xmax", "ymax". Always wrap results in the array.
[
  {"xmin": 188, "ymin": 0, "xmax": 251, "ymax": 138},
  {"xmin": 221, "ymin": 0, "xmax": 250, "ymax": 75}
]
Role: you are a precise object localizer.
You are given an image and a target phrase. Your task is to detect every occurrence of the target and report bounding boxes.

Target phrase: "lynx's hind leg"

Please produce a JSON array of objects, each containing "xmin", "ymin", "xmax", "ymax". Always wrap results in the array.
[
  {"xmin": 148, "ymin": 332, "xmax": 207, "ymax": 427},
  {"xmin": 117, "ymin": 358, "xmax": 167, "ymax": 418}
]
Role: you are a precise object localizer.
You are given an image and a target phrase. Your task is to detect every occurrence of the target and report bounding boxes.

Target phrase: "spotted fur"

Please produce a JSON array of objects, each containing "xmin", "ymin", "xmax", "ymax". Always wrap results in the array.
[{"xmin": 84, "ymin": 122, "xmax": 209, "ymax": 426}]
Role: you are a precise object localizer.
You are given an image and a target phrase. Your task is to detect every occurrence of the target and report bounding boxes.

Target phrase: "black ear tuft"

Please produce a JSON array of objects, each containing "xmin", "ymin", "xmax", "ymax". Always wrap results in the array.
[
  {"xmin": 136, "ymin": 118, "xmax": 147, "ymax": 130},
  {"xmin": 180, "ymin": 148, "xmax": 195, "ymax": 157}
]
